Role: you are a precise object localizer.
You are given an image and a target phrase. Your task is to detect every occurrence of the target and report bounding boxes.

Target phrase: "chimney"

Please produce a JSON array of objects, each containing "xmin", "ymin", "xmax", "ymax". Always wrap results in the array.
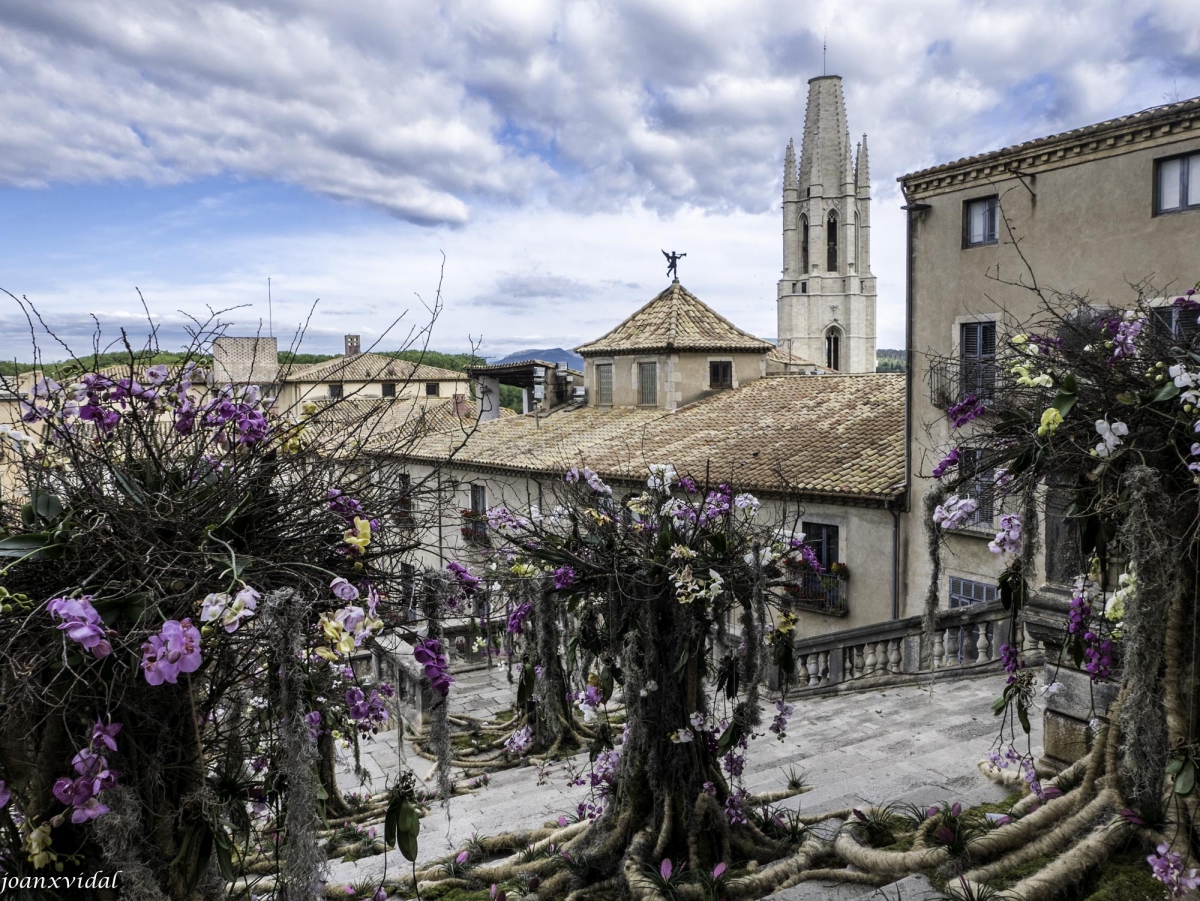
[
  {"xmin": 344, "ymin": 335, "xmax": 361, "ymax": 357},
  {"xmin": 452, "ymin": 393, "xmax": 468, "ymax": 418}
]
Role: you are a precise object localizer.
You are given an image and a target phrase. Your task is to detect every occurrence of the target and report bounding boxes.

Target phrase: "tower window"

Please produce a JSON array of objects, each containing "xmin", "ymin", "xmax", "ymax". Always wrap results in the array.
[
  {"xmin": 425, "ymin": 382, "xmax": 440, "ymax": 396},
  {"xmin": 638, "ymin": 362, "xmax": 657, "ymax": 405},
  {"xmin": 826, "ymin": 213, "xmax": 838, "ymax": 271},
  {"xmin": 328, "ymin": 384, "xmax": 343, "ymax": 399},
  {"xmin": 801, "ymin": 281, "xmax": 808, "ymax": 294},
  {"xmin": 964, "ymin": 196, "xmax": 999, "ymax": 246},
  {"xmin": 595, "ymin": 364, "xmax": 613, "ymax": 404},
  {"xmin": 800, "ymin": 215, "xmax": 809, "ymax": 272},
  {"xmin": 825, "ymin": 330, "xmax": 841, "ymax": 371},
  {"xmin": 709, "ymin": 361, "xmax": 733, "ymax": 388},
  {"xmin": 381, "ymin": 381, "xmax": 396, "ymax": 397}
]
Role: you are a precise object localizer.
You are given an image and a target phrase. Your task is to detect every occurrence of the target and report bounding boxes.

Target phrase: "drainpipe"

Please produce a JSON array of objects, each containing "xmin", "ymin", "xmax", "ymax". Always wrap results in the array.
[
  {"xmin": 888, "ymin": 499, "xmax": 901, "ymax": 620},
  {"xmin": 436, "ymin": 470, "xmax": 445, "ymax": 565},
  {"xmin": 900, "ymin": 196, "xmax": 930, "ymax": 517}
]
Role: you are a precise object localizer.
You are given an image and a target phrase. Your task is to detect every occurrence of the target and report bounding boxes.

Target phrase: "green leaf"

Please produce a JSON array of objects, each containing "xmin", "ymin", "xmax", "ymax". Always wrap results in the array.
[
  {"xmin": 1116, "ymin": 392, "xmax": 1139, "ymax": 405},
  {"xmin": 112, "ymin": 470, "xmax": 146, "ymax": 506},
  {"xmin": 1051, "ymin": 393, "xmax": 1077, "ymax": 418},
  {"xmin": 399, "ymin": 829, "xmax": 419, "ymax": 862},
  {"xmin": 0, "ymin": 532, "xmax": 58, "ymax": 560},
  {"xmin": 1017, "ymin": 703, "xmax": 1031, "ymax": 736},
  {"xmin": 991, "ymin": 696, "xmax": 1007, "ymax": 716},
  {"xmin": 1176, "ymin": 759, "xmax": 1196, "ymax": 796},
  {"xmin": 1153, "ymin": 382, "xmax": 1181, "ymax": 403}
]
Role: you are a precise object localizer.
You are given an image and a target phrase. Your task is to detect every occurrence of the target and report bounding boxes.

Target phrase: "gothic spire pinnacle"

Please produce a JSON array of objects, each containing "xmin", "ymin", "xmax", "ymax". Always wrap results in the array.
[
  {"xmin": 855, "ymin": 133, "xmax": 870, "ymax": 190},
  {"xmin": 784, "ymin": 139, "xmax": 797, "ymax": 191}
]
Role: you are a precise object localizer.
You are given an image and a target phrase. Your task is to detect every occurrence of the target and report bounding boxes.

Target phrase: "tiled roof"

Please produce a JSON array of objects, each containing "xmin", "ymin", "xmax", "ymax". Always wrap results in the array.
[
  {"xmin": 575, "ymin": 281, "xmax": 775, "ymax": 357},
  {"xmin": 395, "ymin": 373, "xmax": 904, "ymax": 503},
  {"xmin": 900, "ymin": 95, "xmax": 1200, "ymax": 183},
  {"xmin": 281, "ymin": 353, "xmax": 466, "ymax": 384},
  {"xmin": 766, "ymin": 347, "xmax": 827, "ymax": 371}
]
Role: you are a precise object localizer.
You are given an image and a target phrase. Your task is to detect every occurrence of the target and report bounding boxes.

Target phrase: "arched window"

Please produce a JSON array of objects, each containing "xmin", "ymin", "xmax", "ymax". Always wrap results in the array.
[
  {"xmin": 854, "ymin": 212, "xmax": 860, "ymax": 271},
  {"xmin": 800, "ymin": 214, "xmax": 809, "ymax": 272},
  {"xmin": 825, "ymin": 327, "xmax": 842, "ymax": 371},
  {"xmin": 826, "ymin": 211, "xmax": 838, "ymax": 272}
]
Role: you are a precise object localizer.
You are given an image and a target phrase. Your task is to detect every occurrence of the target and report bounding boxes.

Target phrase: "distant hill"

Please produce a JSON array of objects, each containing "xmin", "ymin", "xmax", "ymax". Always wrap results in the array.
[
  {"xmin": 489, "ymin": 348, "xmax": 584, "ymax": 371},
  {"xmin": 876, "ymin": 348, "xmax": 906, "ymax": 373}
]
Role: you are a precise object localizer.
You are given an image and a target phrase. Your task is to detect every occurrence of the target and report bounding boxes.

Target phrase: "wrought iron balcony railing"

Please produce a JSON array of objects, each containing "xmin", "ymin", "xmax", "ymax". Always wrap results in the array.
[
  {"xmin": 781, "ymin": 570, "xmax": 848, "ymax": 617},
  {"xmin": 928, "ymin": 357, "xmax": 996, "ymax": 408}
]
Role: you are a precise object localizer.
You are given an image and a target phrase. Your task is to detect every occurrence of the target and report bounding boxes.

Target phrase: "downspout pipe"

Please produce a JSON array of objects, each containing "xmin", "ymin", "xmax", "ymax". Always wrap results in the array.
[
  {"xmin": 888, "ymin": 499, "xmax": 901, "ymax": 621},
  {"xmin": 900, "ymin": 197, "xmax": 930, "ymax": 516}
]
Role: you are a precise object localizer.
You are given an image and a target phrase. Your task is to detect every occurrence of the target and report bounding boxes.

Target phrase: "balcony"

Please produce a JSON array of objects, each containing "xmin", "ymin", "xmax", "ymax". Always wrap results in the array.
[
  {"xmin": 928, "ymin": 356, "xmax": 996, "ymax": 408},
  {"xmin": 459, "ymin": 509, "xmax": 489, "ymax": 546},
  {"xmin": 781, "ymin": 569, "xmax": 848, "ymax": 617}
]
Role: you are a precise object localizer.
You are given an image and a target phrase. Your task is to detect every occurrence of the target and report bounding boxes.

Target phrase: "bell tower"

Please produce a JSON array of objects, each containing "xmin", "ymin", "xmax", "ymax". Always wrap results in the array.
[{"xmin": 777, "ymin": 75, "xmax": 876, "ymax": 373}]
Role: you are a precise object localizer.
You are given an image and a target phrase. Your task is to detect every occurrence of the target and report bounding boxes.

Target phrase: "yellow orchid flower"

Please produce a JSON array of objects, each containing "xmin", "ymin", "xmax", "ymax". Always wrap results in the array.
[
  {"xmin": 1037, "ymin": 407, "xmax": 1064, "ymax": 436},
  {"xmin": 343, "ymin": 516, "xmax": 372, "ymax": 554},
  {"xmin": 314, "ymin": 646, "xmax": 340, "ymax": 662}
]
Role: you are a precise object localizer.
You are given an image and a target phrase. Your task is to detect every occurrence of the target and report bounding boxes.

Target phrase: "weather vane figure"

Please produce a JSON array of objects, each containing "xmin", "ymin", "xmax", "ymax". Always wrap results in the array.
[{"xmin": 662, "ymin": 250, "xmax": 686, "ymax": 280}]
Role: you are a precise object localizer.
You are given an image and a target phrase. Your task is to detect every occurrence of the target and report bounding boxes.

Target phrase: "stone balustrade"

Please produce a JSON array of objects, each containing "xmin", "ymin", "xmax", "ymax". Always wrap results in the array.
[{"xmin": 787, "ymin": 599, "xmax": 1042, "ymax": 694}]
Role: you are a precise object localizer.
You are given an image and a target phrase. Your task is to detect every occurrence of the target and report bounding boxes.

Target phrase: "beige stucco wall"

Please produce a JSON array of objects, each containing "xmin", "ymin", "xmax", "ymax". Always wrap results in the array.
[
  {"xmin": 275, "ymin": 377, "xmax": 469, "ymax": 415},
  {"xmin": 398, "ymin": 460, "xmax": 899, "ymax": 639},
  {"xmin": 901, "ymin": 127, "xmax": 1200, "ymax": 618},
  {"xmin": 582, "ymin": 352, "xmax": 767, "ymax": 411}
]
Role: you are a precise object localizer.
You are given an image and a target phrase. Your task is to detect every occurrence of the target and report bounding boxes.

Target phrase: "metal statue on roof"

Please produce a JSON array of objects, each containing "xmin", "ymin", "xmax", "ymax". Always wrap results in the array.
[{"xmin": 662, "ymin": 250, "xmax": 686, "ymax": 280}]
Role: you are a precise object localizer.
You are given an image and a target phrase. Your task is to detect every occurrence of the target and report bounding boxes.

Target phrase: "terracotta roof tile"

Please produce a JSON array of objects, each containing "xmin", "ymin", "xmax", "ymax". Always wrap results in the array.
[
  {"xmin": 394, "ymin": 373, "xmax": 904, "ymax": 502},
  {"xmin": 575, "ymin": 282, "xmax": 775, "ymax": 357},
  {"xmin": 281, "ymin": 353, "xmax": 466, "ymax": 384}
]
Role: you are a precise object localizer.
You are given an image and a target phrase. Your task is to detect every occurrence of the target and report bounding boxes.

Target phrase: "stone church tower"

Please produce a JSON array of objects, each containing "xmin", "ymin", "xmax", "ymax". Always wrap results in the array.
[{"xmin": 777, "ymin": 75, "xmax": 876, "ymax": 373}]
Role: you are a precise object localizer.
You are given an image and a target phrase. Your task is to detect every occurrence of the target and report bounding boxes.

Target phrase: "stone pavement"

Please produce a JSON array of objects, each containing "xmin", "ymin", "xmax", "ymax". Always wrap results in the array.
[{"xmin": 331, "ymin": 671, "xmax": 1042, "ymax": 897}]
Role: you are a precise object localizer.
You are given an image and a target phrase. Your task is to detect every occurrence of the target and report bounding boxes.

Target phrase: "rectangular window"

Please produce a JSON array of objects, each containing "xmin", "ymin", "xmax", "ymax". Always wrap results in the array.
[
  {"xmin": 596, "ymin": 364, "xmax": 613, "ymax": 404},
  {"xmin": 1151, "ymin": 305, "xmax": 1200, "ymax": 342},
  {"xmin": 959, "ymin": 321, "xmax": 996, "ymax": 402},
  {"xmin": 328, "ymin": 384, "xmax": 343, "ymax": 399},
  {"xmin": 1156, "ymin": 153, "xmax": 1200, "ymax": 214},
  {"xmin": 959, "ymin": 448, "xmax": 994, "ymax": 527},
  {"xmin": 801, "ymin": 522, "xmax": 839, "ymax": 570},
  {"xmin": 638, "ymin": 362, "xmax": 657, "ymax": 405},
  {"xmin": 395, "ymin": 473, "xmax": 413, "ymax": 525},
  {"xmin": 709, "ymin": 361, "xmax": 732, "ymax": 388},
  {"xmin": 964, "ymin": 196, "xmax": 999, "ymax": 246},
  {"xmin": 382, "ymin": 381, "xmax": 396, "ymax": 397},
  {"xmin": 948, "ymin": 576, "xmax": 997, "ymax": 608},
  {"xmin": 425, "ymin": 382, "xmax": 440, "ymax": 396},
  {"xmin": 470, "ymin": 483, "xmax": 487, "ymax": 515}
]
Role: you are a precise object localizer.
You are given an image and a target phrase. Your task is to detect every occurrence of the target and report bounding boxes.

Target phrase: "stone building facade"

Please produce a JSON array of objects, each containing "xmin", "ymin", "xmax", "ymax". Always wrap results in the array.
[
  {"xmin": 898, "ymin": 94, "xmax": 1200, "ymax": 766},
  {"xmin": 777, "ymin": 75, "xmax": 877, "ymax": 374}
]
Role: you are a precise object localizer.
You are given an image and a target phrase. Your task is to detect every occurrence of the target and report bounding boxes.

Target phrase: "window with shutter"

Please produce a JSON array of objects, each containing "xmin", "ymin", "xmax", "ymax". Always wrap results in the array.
[
  {"xmin": 959, "ymin": 448, "xmax": 994, "ymax": 527},
  {"xmin": 638, "ymin": 362, "xmax": 657, "ymax": 405},
  {"xmin": 948, "ymin": 577, "xmax": 997, "ymax": 608},
  {"xmin": 1150, "ymin": 306, "xmax": 1200, "ymax": 342},
  {"xmin": 959, "ymin": 321, "xmax": 996, "ymax": 402},
  {"xmin": 596, "ymin": 364, "xmax": 613, "ymax": 404}
]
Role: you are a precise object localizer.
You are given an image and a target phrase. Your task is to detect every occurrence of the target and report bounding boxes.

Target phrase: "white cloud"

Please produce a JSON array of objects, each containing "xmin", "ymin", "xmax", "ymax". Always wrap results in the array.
[{"xmin": 0, "ymin": 0, "xmax": 1197, "ymax": 358}]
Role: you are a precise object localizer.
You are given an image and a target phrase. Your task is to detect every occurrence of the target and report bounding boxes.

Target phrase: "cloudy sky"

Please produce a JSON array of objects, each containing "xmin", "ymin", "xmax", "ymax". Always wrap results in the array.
[{"xmin": 1, "ymin": 1, "xmax": 1197, "ymax": 361}]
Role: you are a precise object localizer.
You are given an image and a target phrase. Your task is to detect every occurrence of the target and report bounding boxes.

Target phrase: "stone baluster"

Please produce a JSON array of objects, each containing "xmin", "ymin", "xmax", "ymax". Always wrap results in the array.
[
  {"xmin": 854, "ymin": 645, "xmax": 865, "ymax": 677},
  {"xmin": 843, "ymin": 647, "xmax": 855, "ymax": 680},
  {"xmin": 888, "ymin": 639, "xmax": 902, "ymax": 673},
  {"xmin": 875, "ymin": 641, "xmax": 889, "ymax": 676},
  {"xmin": 963, "ymin": 625, "xmax": 980, "ymax": 663},
  {"xmin": 863, "ymin": 642, "xmax": 877, "ymax": 676},
  {"xmin": 806, "ymin": 654, "xmax": 820, "ymax": 687},
  {"xmin": 818, "ymin": 650, "xmax": 830, "ymax": 686},
  {"xmin": 943, "ymin": 628, "xmax": 959, "ymax": 667},
  {"xmin": 977, "ymin": 622, "xmax": 992, "ymax": 662},
  {"xmin": 932, "ymin": 632, "xmax": 945, "ymax": 669}
]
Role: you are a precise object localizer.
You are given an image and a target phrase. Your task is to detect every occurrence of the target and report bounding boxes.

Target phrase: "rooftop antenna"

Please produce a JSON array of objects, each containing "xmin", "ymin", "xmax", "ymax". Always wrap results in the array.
[
  {"xmin": 823, "ymin": 30, "xmax": 827, "ymax": 75},
  {"xmin": 267, "ymin": 277, "xmax": 273, "ymax": 338}
]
